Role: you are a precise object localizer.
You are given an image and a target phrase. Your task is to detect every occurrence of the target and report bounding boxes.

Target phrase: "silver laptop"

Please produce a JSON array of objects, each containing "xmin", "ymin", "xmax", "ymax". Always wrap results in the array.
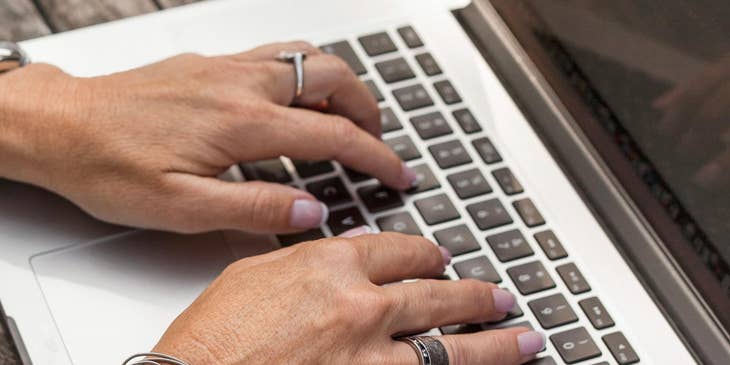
[{"xmin": 1, "ymin": 0, "xmax": 728, "ymax": 364}]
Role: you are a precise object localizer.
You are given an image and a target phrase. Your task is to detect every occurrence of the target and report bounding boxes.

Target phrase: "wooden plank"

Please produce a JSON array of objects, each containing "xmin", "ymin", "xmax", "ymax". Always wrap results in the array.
[
  {"xmin": 35, "ymin": 0, "xmax": 158, "ymax": 32},
  {"xmin": 0, "ymin": 0, "xmax": 51, "ymax": 41},
  {"xmin": 158, "ymin": 0, "xmax": 202, "ymax": 8}
]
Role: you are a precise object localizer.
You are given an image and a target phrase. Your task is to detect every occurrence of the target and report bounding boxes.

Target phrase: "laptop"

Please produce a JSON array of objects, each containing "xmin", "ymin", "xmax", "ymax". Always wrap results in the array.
[{"xmin": 1, "ymin": 0, "xmax": 728, "ymax": 364}]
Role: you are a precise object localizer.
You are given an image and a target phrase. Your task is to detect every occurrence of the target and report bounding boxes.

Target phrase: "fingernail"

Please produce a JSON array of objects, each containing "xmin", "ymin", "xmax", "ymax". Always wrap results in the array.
[
  {"xmin": 339, "ymin": 225, "xmax": 372, "ymax": 238},
  {"xmin": 517, "ymin": 331, "xmax": 546, "ymax": 355},
  {"xmin": 491, "ymin": 289, "xmax": 516, "ymax": 313},
  {"xmin": 438, "ymin": 246, "xmax": 452, "ymax": 266},
  {"xmin": 401, "ymin": 162, "xmax": 419, "ymax": 189},
  {"xmin": 290, "ymin": 199, "xmax": 328, "ymax": 228}
]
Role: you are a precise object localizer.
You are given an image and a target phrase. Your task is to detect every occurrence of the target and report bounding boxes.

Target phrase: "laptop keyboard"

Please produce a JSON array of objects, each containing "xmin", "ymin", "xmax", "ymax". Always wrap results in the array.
[{"xmin": 241, "ymin": 26, "xmax": 639, "ymax": 365}]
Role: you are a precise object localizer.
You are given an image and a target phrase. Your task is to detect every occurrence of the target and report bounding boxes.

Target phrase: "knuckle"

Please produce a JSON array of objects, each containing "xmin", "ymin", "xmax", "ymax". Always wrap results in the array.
[
  {"xmin": 328, "ymin": 117, "xmax": 359, "ymax": 155},
  {"xmin": 322, "ymin": 54, "xmax": 353, "ymax": 78},
  {"xmin": 288, "ymin": 40, "xmax": 319, "ymax": 54},
  {"xmin": 243, "ymin": 183, "xmax": 283, "ymax": 228},
  {"xmin": 309, "ymin": 238, "xmax": 363, "ymax": 266}
]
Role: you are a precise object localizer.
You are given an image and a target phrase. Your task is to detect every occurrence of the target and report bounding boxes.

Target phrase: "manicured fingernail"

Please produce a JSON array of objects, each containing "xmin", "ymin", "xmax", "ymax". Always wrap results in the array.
[
  {"xmin": 401, "ymin": 162, "xmax": 419, "ymax": 189},
  {"xmin": 438, "ymin": 246, "xmax": 452, "ymax": 266},
  {"xmin": 290, "ymin": 199, "xmax": 328, "ymax": 228},
  {"xmin": 517, "ymin": 331, "xmax": 546, "ymax": 355},
  {"xmin": 491, "ymin": 288, "xmax": 516, "ymax": 313},
  {"xmin": 339, "ymin": 225, "xmax": 372, "ymax": 238}
]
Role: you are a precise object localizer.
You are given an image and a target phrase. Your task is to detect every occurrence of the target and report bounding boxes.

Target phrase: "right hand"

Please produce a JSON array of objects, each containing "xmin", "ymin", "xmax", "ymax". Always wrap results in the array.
[{"xmin": 152, "ymin": 230, "xmax": 546, "ymax": 364}]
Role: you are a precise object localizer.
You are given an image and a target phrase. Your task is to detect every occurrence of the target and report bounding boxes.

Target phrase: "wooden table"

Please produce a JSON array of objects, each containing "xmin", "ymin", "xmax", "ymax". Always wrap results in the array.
[{"xmin": 0, "ymin": 2, "xmax": 203, "ymax": 362}]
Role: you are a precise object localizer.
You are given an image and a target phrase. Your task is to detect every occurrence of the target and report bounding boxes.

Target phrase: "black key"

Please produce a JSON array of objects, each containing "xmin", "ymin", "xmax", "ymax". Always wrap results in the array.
[
  {"xmin": 486, "ymin": 229, "xmax": 534, "ymax": 262},
  {"xmin": 358, "ymin": 31, "xmax": 398, "ymax": 56},
  {"xmin": 525, "ymin": 357, "xmax": 557, "ymax": 365},
  {"xmin": 240, "ymin": 159, "xmax": 291, "ymax": 183},
  {"xmin": 551, "ymin": 327, "xmax": 602, "ymax": 364},
  {"xmin": 375, "ymin": 57, "xmax": 415, "ymax": 83},
  {"xmin": 486, "ymin": 320, "xmax": 535, "ymax": 331},
  {"xmin": 407, "ymin": 164, "xmax": 440, "ymax": 194},
  {"xmin": 410, "ymin": 111, "xmax": 452, "ymax": 140},
  {"xmin": 293, "ymin": 160, "xmax": 334, "ymax": 178},
  {"xmin": 277, "ymin": 228, "xmax": 325, "ymax": 247},
  {"xmin": 344, "ymin": 168, "xmax": 370, "ymax": 183},
  {"xmin": 328, "ymin": 207, "xmax": 367, "ymax": 235},
  {"xmin": 385, "ymin": 135, "xmax": 421, "ymax": 161},
  {"xmin": 393, "ymin": 84, "xmax": 434, "ymax": 111},
  {"xmin": 377, "ymin": 212, "xmax": 421, "ymax": 235},
  {"xmin": 397, "ymin": 25, "xmax": 423, "ymax": 48},
  {"xmin": 513, "ymin": 198, "xmax": 546, "ymax": 227},
  {"xmin": 320, "ymin": 40, "xmax": 367, "ymax": 75},
  {"xmin": 448, "ymin": 168, "xmax": 492, "ymax": 199},
  {"xmin": 507, "ymin": 261, "xmax": 556, "ymax": 295},
  {"xmin": 472, "ymin": 137, "xmax": 502, "ymax": 164},
  {"xmin": 439, "ymin": 323, "xmax": 481, "ymax": 335},
  {"xmin": 492, "ymin": 167, "xmax": 524, "ymax": 195},
  {"xmin": 415, "ymin": 52, "xmax": 442, "ymax": 76},
  {"xmin": 603, "ymin": 332, "xmax": 640, "ymax": 365},
  {"xmin": 429, "ymin": 140, "xmax": 472, "ymax": 169},
  {"xmin": 593, "ymin": 363, "xmax": 610, "ymax": 365},
  {"xmin": 364, "ymin": 79, "xmax": 384, "ymax": 102},
  {"xmin": 357, "ymin": 184, "xmax": 403, "ymax": 213},
  {"xmin": 534, "ymin": 230, "xmax": 568, "ymax": 260},
  {"xmin": 529, "ymin": 293, "xmax": 578, "ymax": 329},
  {"xmin": 434, "ymin": 80, "xmax": 462, "ymax": 104},
  {"xmin": 452, "ymin": 108, "xmax": 481, "ymax": 133},
  {"xmin": 306, "ymin": 177, "xmax": 352, "ymax": 206},
  {"xmin": 434, "ymin": 225, "xmax": 480, "ymax": 256},
  {"xmin": 466, "ymin": 199, "xmax": 513, "ymax": 230},
  {"xmin": 414, "ymin": 194, "xmax": 460, "ymax": 225},
  {"xmin": 557, "ymin": 263, "xmax": 591, "ymax": 294},
  {"xmin": 454, "ymin": 256, "xmax": 501, "ymax": 283},
  {"xmin": 380, "ymin": 107, "xmax": 402, "ymax": 133},
  {"xmin": 579, "ymin": 297, "xmax": 615, "ymax": 330}
]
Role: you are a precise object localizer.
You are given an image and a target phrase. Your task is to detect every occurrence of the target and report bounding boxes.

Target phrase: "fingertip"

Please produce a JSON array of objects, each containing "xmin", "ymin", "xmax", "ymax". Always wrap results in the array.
[
  {"xmin": 290, "ymin": 199, "xmax": 328, "ymax": 229},
  {"xmin": 517, "ymin": 331, "xmax": 546, "ymax": 356}
]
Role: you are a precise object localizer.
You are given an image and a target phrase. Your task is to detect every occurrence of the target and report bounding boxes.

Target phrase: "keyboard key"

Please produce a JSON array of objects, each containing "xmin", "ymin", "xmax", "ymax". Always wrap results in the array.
[
  {"xmin": 358, "ymin": 184, "xmax": 403, "ymax": 213},
  {"xmin": 486, "ymin": 229, "xmax": 534, "ymax": 262},
  {"xmin": 397, "ymin": 25, "xmax": 424, "ymax": 48},
  {"xmin": 556, "ymin": 263, "xmax": 591, "ymax": 294},
  {"xmin": 429, "ymin": 140, "xmax": 472, "ymax": 168},
  {"xmin": 306, "ymin": 177, "xmax": 352, "ymax": 206},
  {"xmin": 320, "ymin": 40, "xmax": 367, "ymax": 75},
  {"xmin": 452, "ymin": 108, "xmax": 481, "ymax": 133},
  {"xmin": 414, "ymin": 194, "xmax": 460, "ymax": 225},
  {"xmin": 466, "ymin": 198, "xmax": 513, "ymax": 230},
  {"xmin": 376, "ymin": 212, "xmax": 421, "ymax": 235},
  {"xmin": 277, "ymin": 228, "xmax": 325, "ymax": 246},
  {"xmin": 472, "ymin": 137, "xmax": 502, "ymax": 164},
  {"xmin": 507, "ymin": 261, "xmax": 556, "ymax": 295},
  {"xmin": 415, "ymin": 52, "xmax": 442, "ymax": 76},
  {"xmin": 439, "ymin": 323, "xmax": 481, "ymax": 335},
  {"xmin": 240, "ymin": 159, "xmax": 291, "ymax": 183},
  {"xmin": 454, "ymin": 256, "xmax": 501, "ymax": 283},
  {"xmin": 528, "ymin": 293, "xmax": 578, "ymax": 329},
  {"xmin": 603, "ymin": 332, "xmax": 639, "ymax": 365},
  {"xmin": 411, "ymin": 111, "xmax": 453, "ymax": 140},
  {"xmin": 393, "ymin": 84, "xmax": 434, "ymax": 111},
  {"xmin": 448, "ymin": 168, "xmax": 492, "ymax": 199},
  {"xmin": 551, "ymin": 327, "xmax": 602, "ymax": 364},
  {"xmin": 385, "ymin": 135, "xmax": 421, "ymax": 161},
  {"xmin": 293, "ymin": 160, "xmax": 335, "ymax": 178},
  {"xmin": 380, "ymin": 107, "xmax": 402, "ymax": 133},
  {"xmin": 344, "ymin": 168, "xmax": 370, "ymax": 183},
  {"xmin": 593, "ymin": 363, "xmax": 610, "ymax": 365},
  {"xmin": 407, "ymin": 164, "xmax": 440, "ymax": 194},
  {"xmin": 492, "ymin": 167, "xmax": 524, "ymax": 195},
  {"xmin": 364, "ymin": 79, "xmax": 385, "ymax": 102},
  {"xmin": 534, "ymin": 230, "xmax": 568, "ymax": 260},
  {"xmin": 579, "ymin": 297, "xmax": 615, "ymax": 330},
  {"xmin": 375, "ymin": 57, "xmax": 416, "ymax": 83},
  {"xmin": 358, "ymin": 31, "xmax": 398, "ymax": 56},
  {"xmin": 513, "ymin": 198, "xmax": 546, "ymax": 227},
  {"xmin": 525, "ymin": 357, "xmax": 557, "ymax": 365},
  {"xmin": 434, "ymin": 80, "xmax": 462, "ymax": 104},
  {"xmin": 328, "ymin": 207, "xmax": 367, "ymax": 235},
  {"xmin": 433, "ymin": 225, "xmax": 480, "ymax": 256}
]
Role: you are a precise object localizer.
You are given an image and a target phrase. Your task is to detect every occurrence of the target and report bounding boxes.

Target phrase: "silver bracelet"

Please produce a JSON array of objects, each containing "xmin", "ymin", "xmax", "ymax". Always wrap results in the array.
[{"xmin": 122, "ymin": 352, "xmax": 191, "ymax": 365}]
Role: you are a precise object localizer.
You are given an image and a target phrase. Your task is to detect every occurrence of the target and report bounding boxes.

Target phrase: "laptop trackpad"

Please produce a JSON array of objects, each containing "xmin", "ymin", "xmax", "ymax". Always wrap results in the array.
[{"xmin": 31, "ymin": 230, "xmax": 238, "ymax": 365}]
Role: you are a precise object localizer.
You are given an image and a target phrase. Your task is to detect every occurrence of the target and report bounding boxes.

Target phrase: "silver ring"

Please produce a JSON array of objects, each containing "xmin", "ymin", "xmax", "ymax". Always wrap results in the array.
[
  {"xmin": 398, "ymin": 336, "xmax": 449, "ymax": 365},
  {"xmin": 275, "ymin": 51, "xmax": 307, "ymax": 102}
]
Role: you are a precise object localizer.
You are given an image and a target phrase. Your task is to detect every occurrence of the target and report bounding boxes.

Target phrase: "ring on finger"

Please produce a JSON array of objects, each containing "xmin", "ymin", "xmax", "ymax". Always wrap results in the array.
[
  {"xmin": 397, "ymin": 336, "xmax": 449, "ymax": 365},
  {"xmin": 275, "ymin": 51, "xmax": 307, "ymax": 102}
]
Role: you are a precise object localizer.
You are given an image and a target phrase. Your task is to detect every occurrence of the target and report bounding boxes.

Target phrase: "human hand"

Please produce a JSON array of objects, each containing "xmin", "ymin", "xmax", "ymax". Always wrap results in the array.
[
  {"xmin": 0, "ymin": 42, "xmax": 415, "ymax": 233},
  {"xmin": 153, "ymin": 230, "xmax": 545, "ymax": 364}
]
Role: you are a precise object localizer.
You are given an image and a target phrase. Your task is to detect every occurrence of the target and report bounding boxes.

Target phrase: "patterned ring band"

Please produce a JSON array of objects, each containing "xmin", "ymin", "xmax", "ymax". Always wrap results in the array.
[
  {"xmin": 398, "ymin": 336, "xmax": 450, "ymax": 365},
  {"xmin": 121, "ymin": 352, "xmax": 190, "ymax": 365}
]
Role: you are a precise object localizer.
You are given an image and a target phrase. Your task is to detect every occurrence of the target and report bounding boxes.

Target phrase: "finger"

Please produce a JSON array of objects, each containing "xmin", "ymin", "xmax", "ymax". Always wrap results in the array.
[
  {"xmin": 390, "ymin": 328, "xmax": 545, "ymax": 365},
  {"xmin": 229, "ymin": 40, "xmax": 322, "ymax": 62},
  {"xmin": 344, "ymin": 232, "xmax": 449, "ymax": 284},
  {"xmin": 384, "ymin": 280, "xmax": 515, "ymax": 333},
  {"xmin": 163, "ymin": 174, "xmax": 328, "ymax": 233}
]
